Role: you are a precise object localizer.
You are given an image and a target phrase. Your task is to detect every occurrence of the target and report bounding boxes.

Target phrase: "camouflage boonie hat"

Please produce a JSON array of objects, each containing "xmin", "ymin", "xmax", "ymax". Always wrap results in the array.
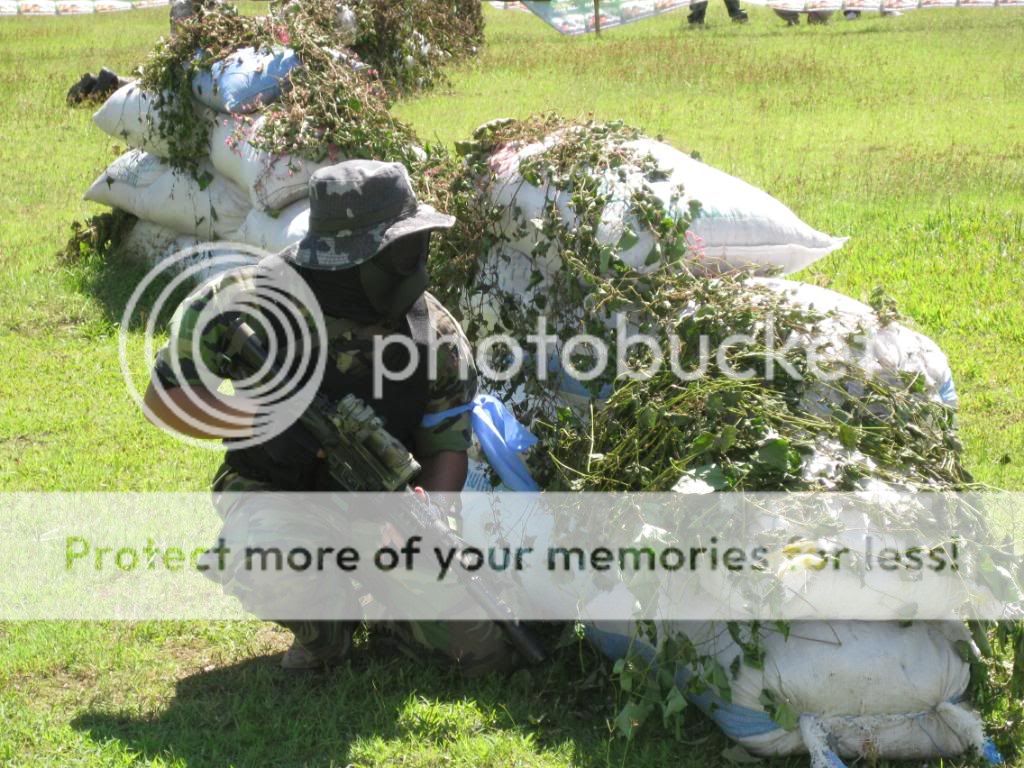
[{"xmin": 282, "ymin": 160, "xmax": 455, "ymax": 271}]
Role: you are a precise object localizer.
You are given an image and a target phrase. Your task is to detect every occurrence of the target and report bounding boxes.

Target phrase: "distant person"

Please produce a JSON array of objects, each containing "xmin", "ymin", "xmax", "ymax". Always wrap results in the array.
[{"xmin": 688, "ymin": 0, "xmax": 749, "ymax": 25}]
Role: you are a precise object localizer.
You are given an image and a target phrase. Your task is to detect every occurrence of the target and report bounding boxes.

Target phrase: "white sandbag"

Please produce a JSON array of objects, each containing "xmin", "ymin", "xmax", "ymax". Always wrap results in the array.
[
  {"xmin": 461, "ymin": 244, "xmax": 562, "ymax": 335},
  {"xmin": 208, "ymin": 114, "xmax": 326, "ymax": 211},
  {"xmin": 334, "ymin": 3, "xmax": 359, "ymax": 43},
  {"xmin": 113, "ymin": 220, "xmax": 246, "ymax": 286},
  {"xmin": 587, "ymin": 619, "xmax": 988, "ymax": 767},
  {"xmin": 0, "ymin": 0, "xmax": 20, "ymax": 13},
  {"xmin": 93, "ymin": 82, "xmax": 171, "ymax": 157},
  {"xmin": 85, "ymin": 149, "xmax": 250, "ymax": 240},
  {"xmin": 229, "ymin": 199, "xmax": 309, "ymax": 253},
  {"xmin": 482, "ymin": 129, "xmax": 846, "ymax": 275},
  {"xmin": 753, "ymin": 277, "xmax": 957, "ymax": 407},
  {"xmin": 634, "ymin": 139, "xmax": 846, "ymax": 273},
  {"xmin": 95, "ymin": 0, "xmax": 133, "ymax": 10},
  {"xmin": 115, "ymin": 220, "xmax": 184, "ymax": 269},
  {"xmin": 168, "ymin": 237, "xmax": 253, "ymax": 285},
  {"xmin": 720, "ymin": 622, "xmax": 972, "ymax": 743}
]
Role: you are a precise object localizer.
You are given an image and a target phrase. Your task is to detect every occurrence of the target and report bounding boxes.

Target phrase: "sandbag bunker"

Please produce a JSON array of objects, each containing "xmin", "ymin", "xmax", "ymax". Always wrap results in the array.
[
  {"xmin": 81, "ymin": 10, "xmax": 1010, "ymax": 764},
  {"xmin": 443, "ymin": 119, "xmax": 1002, "ymax": 767}
]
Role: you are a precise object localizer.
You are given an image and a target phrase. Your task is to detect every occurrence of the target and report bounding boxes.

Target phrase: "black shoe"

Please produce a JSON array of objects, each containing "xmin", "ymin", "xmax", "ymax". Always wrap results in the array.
[
  {"xmin": 687, "ymin": 16, "xmax": 705, "ymax": 25},
  {"xmin": 730, "ymin": 11, "xmax": 749, "ymax": 22},
  {"xmin": 95, "ymin": 68, "xmax": 118, "ymax": 92},
  {"xmin": 91, "ymin": 68, "xmax": 121, "ymax": 100},
  {"xmin": 280, "ymin": 623, "xmax": 356, "ymax": 671},
  {"xmin": 66, "ymin": 73, "xmax": 97, "ymax": 106}
]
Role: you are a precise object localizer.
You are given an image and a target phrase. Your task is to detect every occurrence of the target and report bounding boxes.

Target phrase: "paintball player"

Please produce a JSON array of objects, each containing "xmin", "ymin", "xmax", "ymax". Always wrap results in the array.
[{"xmin": 143, "ymin": 160, "xmax": 516, "ymax": 673}]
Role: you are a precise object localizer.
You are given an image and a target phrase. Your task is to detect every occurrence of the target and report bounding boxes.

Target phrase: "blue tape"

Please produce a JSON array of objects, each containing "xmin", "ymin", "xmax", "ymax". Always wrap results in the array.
[
  {"xmin": 584, "ymin": 625, "xmax": 782, "ymax": 740},
  {"xmin": 422, "ymin": 394, "xmax": 539, "ymax": 492}
]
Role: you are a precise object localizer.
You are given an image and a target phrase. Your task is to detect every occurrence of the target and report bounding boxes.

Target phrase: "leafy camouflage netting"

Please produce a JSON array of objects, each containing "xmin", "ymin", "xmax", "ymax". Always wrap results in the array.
[
  {"xmin": 430, "ymin": 116, "xmax": 971, "ymax": 493},
  {"xmin": 329, "ymin": 0, "xmax": 484, "ymax": 95},
  {"xmin": 134, "ymin": 0, "xmax": 480, "ymax": 175}
]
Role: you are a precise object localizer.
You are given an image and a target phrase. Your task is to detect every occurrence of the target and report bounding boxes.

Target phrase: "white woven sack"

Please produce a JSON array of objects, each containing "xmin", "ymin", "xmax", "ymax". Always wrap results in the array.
[
  {"xmin": 208, "ymin": 114, "xmax": 327, "ymax": 212},
  {"xmin": 229, "ymin": 199, "xmax": 310, "ymax": 253},
  {"xmin": 717, "ymin": 621, "xmax": 981, "ymax": 761},
  {"xmin": 56, "ymin": 0, "xmax": 94, "ymax": 12},
  {"xmin": 482, "ymin": 129, "xmax": 846, "ymax": 276},
  {"xmin": 85, "ymin": 150, "xmax": 250, "ymax": 240},
  {"xmin": 18, "ymin": 1, "xmax": 56, "ymax": 13},
  {"xmin": 588, "ymin": 618, "xmax": 986, "ymax": 767},
  {"xmin": 753, "ymin": 277, "xmax": 957, "ymax": 409},
  {"xmin": 113, "ymin": 220, "xmax": 183, "ymax": 273},
  {"xmin": 93, "ymin": 82, "xmax": 172, "ymax": 157},
  {"xmin": 113, "ymin": 220, "xmax": 251, "ymax": 286}
]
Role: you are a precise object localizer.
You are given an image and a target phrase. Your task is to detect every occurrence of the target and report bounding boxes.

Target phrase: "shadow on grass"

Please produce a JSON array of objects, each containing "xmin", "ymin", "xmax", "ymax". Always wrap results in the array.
[
  {"xmin": 69, "ymin": 633, "xmax": 725, "ymax": 768},
  {"xmin": 62, "ymin": 213, "xmax": 209, "ymax": 335}
]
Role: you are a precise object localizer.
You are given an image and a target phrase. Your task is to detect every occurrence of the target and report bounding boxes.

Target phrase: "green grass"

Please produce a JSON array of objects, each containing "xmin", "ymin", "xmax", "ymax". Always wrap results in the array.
[{"xmin": 0, "ymin": 3, "xmax": 1023, "ymax": 766}]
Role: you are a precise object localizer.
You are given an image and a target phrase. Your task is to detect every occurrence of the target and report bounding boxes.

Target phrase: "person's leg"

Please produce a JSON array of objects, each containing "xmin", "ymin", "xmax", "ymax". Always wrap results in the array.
[
  {"xmin": 723, "ymin": 0, "xmax": 749, "ymax": 21},
  {"xmin": 209, "ymin": 486, "xmax": 360, "ymax": 668},
  {"xmin": 687, "ymin": 0, "xmax": 708, "ymax": 23},
  {"xmin": 279, "ymin": 620, "xmax": 357, "ymax": 669}
]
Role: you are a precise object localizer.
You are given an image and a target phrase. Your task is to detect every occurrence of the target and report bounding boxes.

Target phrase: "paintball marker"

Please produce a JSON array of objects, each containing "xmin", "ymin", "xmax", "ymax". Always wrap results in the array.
[{"xmin": 225, "ymin": 318, "xmax": 547, "ymax": 665}]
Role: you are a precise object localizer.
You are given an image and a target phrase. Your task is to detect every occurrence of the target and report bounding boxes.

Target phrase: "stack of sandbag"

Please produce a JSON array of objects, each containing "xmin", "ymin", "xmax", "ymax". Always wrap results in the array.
[
  {"xmin": 86, "ymin": 46, "xmax": 323, "ymax": 274},
  {"xmin": 448, "ymin": 117, "xmax": 1002, "ymax": 766}
]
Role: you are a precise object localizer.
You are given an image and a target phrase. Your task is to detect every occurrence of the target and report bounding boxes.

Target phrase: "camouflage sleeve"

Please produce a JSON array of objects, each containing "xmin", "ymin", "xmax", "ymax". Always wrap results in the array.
[
  {"xmin": 151, "ymin": 269, "xmax": 251, "ymax": 390},
  {"xmin": 413, "ymin": 294, "xmax": 478, "ymax": 457}
]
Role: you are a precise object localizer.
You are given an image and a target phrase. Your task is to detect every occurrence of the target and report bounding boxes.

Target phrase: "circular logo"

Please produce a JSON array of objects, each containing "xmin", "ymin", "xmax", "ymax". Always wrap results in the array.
[{"xmin": 119, "ymin": 242, "xmax": 328, "ymax": 450}]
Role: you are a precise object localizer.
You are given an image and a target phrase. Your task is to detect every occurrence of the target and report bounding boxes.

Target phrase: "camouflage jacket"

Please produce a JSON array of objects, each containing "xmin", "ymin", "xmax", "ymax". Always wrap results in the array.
[{"xmin": 153, "ymin": 264, "xmax": 478, "ymax": 476}]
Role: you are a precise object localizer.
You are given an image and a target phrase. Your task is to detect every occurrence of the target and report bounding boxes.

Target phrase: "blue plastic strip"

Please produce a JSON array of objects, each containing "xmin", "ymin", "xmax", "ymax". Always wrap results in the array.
[
  {"xmin": 584, "ymin": 625, "xmax": 783, "ymax": 740},
  {"xmin": 983, "ymin": 740, "xmax": 1004, "ymax": 765},
  {"xmin": 421, "ymin": 394, "xmax": 539, "ymax": 492},
  {"xmin": 939, "ymin": 376, "xmax": 958, "ymax": 406}
]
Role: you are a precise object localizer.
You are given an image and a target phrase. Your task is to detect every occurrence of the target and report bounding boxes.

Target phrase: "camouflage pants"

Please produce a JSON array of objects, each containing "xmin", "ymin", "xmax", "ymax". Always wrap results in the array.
[{"xmin": 209, "ymin": 468, "xmax": 516, "ymax": 676}]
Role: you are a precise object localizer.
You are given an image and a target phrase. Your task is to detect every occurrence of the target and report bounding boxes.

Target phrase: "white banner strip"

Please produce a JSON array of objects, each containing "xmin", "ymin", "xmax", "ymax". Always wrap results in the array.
[
  {"xmin": 1, "ymin": 491, "xmax": 1021, "ymax": 621},
  {"xmin": 0, "ymin": 0, "xmax": 163, "ymax": 17}
]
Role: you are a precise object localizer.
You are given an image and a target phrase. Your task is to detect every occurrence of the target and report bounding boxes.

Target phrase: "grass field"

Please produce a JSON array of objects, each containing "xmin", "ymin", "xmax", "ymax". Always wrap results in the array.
[{"xmin": 0, "ymin": 3, "xmax": 1023, "ymax": 766}]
